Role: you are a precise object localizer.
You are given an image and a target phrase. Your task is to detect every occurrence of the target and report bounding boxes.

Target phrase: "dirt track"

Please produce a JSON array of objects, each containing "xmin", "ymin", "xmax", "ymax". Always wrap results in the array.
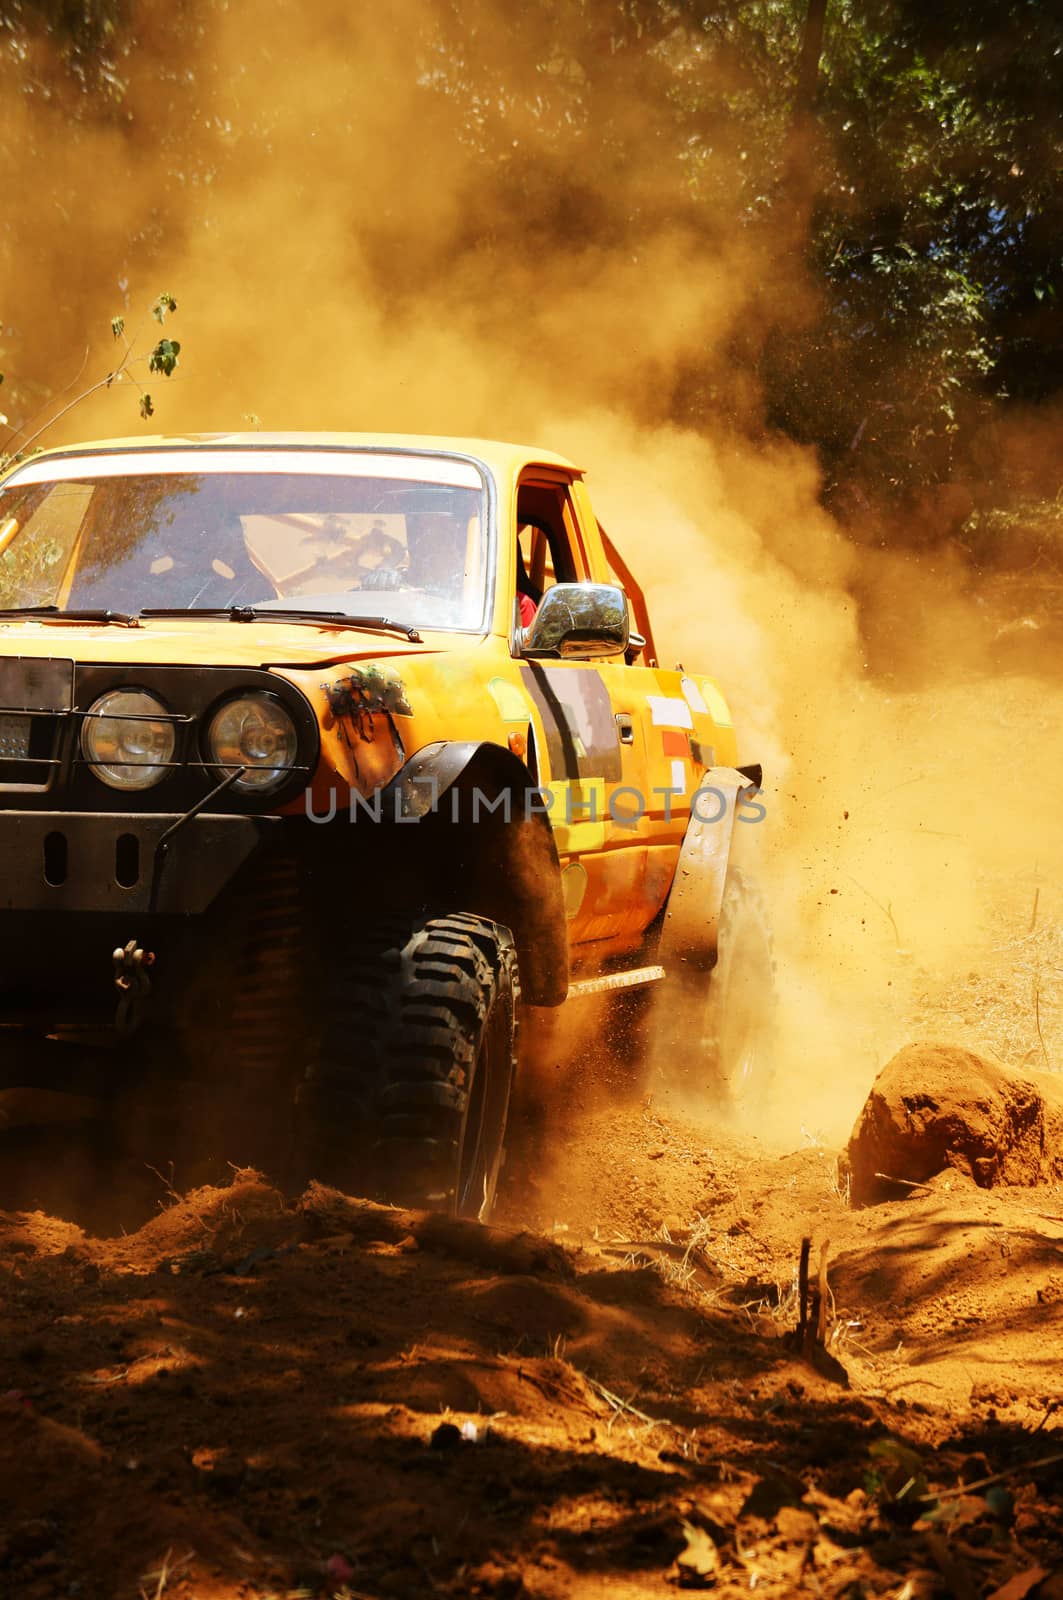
[{"xmin": 2, "ymin": 1088, "xmax": 1062, "ymax": 1600}]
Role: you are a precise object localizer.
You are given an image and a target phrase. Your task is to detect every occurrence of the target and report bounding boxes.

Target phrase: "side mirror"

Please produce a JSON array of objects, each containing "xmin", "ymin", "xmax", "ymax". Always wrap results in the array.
[{"xmin": 521, "ymin": 582, "xmax": 629, "ymax": 659}]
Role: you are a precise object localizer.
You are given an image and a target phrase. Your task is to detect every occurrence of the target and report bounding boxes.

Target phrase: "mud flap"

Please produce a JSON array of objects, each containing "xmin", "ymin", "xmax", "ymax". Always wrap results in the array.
[{"xmin": 657, "ymin": 765, "xmax": 761, "ymax": 974}]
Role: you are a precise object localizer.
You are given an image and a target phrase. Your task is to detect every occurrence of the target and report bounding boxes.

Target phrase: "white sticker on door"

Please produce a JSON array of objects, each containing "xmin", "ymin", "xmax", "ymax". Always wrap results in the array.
[
  {"xmin": 680, "ymin": 677, "xmax": 708, "ymax": 714},
  {"xmin": 647, "ymin": 695, "xmax": 694, "ymax": 730}
]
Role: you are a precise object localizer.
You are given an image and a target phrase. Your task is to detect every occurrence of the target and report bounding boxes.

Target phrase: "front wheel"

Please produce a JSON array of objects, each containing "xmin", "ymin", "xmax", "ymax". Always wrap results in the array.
[{"xmin": 297, "ymin": 912, "xmax": 520, "ymax": 1219}]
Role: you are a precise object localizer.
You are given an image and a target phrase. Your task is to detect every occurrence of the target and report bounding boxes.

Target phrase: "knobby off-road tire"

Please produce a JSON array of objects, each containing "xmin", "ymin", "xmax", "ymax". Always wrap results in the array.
[
  {"xmin": 148, "ymin": 848, "xmax": 312, "ymax": 1186},
  {"xmin": 298, "ymin": 912, "xmax": 520, "ymax": 1220}
]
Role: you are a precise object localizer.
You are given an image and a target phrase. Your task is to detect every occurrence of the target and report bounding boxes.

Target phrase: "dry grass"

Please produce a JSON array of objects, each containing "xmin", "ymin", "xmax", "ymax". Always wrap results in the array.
[
  {"xmin": 910, "ymin": 917, "xmax": 1063, "ymax": 1072},
  {"xmin": 138, "ymin": 1548, "xmax": 195, "ymax": 1599}
]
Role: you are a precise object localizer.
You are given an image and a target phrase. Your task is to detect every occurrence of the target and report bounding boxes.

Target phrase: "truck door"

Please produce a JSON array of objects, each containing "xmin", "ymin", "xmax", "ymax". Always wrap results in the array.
[{"xmin": 512, "ymin": 471, "xmax": 676, "ymax": 960}]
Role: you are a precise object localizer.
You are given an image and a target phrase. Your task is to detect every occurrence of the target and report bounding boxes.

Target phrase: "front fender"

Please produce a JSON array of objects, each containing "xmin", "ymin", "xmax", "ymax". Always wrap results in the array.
[
  {"xmin": 381, "ymin": 741, "xmax": 569, "ymax": 1006},
  {"xmin": 381, "ymin": 741, "xmax": 505, "ymax": 818}
]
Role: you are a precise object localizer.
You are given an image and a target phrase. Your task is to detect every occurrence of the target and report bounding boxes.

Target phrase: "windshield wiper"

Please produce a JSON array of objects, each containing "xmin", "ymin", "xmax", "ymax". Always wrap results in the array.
[
  {"xmin": 0, "ymin": 605, "xmax": 140, "ymax": 626},
  {"xmin": 138, "ymin": 606, "xmax": 424, "ymax": 642}
]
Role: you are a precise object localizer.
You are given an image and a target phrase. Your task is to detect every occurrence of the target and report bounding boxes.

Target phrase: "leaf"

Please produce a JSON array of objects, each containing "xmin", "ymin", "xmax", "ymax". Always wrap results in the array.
[
  {"xmin": 867, "ymin": 1438, "xmax": 928, "ymax": 1506},
  {"xmin": 152, "ymin": 293, "xmax": 178, "ymax": 324},
  {"xmin": 674, "ymin": 1520, "xmax": 718, "ymax": 1587},
  {"xmin": 110, "ymin": 315, "xmax": 125, "ymax": 341},
  {"xmin": 919, "ymin": 1493, "xmax": 986, "ymax": 1531},
  {"xmin": 148, "ymin": 339, "xmax": 181, "ymax": 378},
  {"xmin": 984, "ymin": 1486, "xmax": 1014, "ymax": 1524},
  {"xmin": 139, "ymin": 394, "xmax": 154, "ymax": 420}
]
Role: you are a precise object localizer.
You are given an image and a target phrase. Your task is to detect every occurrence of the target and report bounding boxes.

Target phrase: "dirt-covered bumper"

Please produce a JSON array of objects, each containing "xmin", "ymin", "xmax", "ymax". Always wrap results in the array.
[{"xmin": 0, "ymin": 812, "xmax": 278, "ymax": 914}]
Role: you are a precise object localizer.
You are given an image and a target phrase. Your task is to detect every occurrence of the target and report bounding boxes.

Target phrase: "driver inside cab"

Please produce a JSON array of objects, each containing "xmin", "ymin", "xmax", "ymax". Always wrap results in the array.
[{"xmin": 403, "ymin": 510, "xmax": 468, "ymax": 592}]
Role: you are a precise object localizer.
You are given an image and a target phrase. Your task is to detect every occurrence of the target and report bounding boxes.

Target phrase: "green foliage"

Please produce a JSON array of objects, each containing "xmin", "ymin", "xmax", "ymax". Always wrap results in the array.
[
  {"xmin": 4, "ymin": 0, "xmax": 127, "ymax": 98},
  {"xmin": 866, "ymin": 1437, "xmax": 929, "ymax": 1510},
  {"xmin": 963, "ymin": 497, "xmax": 1063, "ymax": 566},
  {"xmin": 2, "ymin": 0, "xmax": 1060, "ymax": 545},
  {"xmin": 147, "ymin": 339, "xmax": 180, "ymax": 378},
  {"xmin": 0, "ymin": 297, "xmax": 184, "ymax": 476},
  {"xmin": 417, "ymin": 0, "xmax": 1061, "ymax": 525}
]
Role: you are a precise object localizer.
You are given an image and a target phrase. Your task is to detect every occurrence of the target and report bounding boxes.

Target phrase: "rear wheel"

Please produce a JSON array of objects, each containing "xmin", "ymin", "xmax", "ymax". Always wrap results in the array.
[
  {"xmin": 298, "ymin": 911, "xmax": 520, "ymax": 1219},
  {"xmin": 652, "ymin": 866, "xmax": 775, "ymax": 1111},
  {"xmin": 704, "ymin": 867, "xmax": 775, "ymax": 1106}
]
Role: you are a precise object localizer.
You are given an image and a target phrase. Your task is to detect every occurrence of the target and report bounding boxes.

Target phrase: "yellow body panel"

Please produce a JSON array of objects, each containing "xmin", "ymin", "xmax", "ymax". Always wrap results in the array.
[{"xmin": 0, "ymin": 433, "xmax": 744, "ymax": 970}]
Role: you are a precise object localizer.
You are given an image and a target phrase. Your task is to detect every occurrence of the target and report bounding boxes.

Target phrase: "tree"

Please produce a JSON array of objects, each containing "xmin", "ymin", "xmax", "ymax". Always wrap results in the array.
[
  {"xmin": 0, "ymin": 0, "xmax": 1058, "ymax": 550},
  {"xmin": 0, "ymin": 296, "xmax": 183, "ymax": 474}
]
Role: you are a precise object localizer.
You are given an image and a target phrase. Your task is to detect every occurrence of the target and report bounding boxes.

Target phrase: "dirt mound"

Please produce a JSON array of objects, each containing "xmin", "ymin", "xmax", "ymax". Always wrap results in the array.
[
  {"xmin": 2, "ymin": 1154, "xmax": 1063, "ymax": 1600},
  {"xmin": 846, "ymin": 1043, "xmax": 1063, "ymax": 1204}
]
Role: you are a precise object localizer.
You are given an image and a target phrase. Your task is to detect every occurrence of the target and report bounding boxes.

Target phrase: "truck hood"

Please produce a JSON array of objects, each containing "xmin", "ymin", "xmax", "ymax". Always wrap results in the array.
[{"xmin": 0, "ymin": 616, "xmax": 476, "ymax": 669}]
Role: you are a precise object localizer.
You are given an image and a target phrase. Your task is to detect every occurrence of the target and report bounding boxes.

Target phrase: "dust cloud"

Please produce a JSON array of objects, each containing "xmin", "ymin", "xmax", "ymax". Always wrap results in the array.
[
  {"xmin": 580, "ymin": 416, "xmax": 1063, "ymax": 1142},
  {"xmin": 2, "ymin": 0, "xmax": 1061, "ymax": 1154}
]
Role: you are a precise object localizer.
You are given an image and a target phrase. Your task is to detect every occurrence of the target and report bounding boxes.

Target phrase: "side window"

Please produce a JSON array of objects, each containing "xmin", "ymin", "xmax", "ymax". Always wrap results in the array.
[
  {"xmin": 517, "ymin": 522, "xmax": 557, "ymax": 597},
  {"xmin": 515, "ymin": 479, "xmax": 583, "ymax": 629}
]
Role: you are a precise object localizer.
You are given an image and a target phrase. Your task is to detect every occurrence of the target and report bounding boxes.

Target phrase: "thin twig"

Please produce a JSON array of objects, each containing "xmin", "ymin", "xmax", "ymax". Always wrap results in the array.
[
  {"xmin": 1034, "ymin": 982, "xmax": 1051, "ymax": 1069},
  {"xmin": 874, "ymin": 1172, "xmax": 935, "ymax": 1192},
  {"xmin": 844, "ymin": 875, "xmax": 902, "ymax": 946},
  {"xmin": 1032, "ymin": 1400, "xmax": 1060, "ymax": 1434},
  {"xmin": 3, "ymin": 305, "xmax": 168, "ymax": 462},
  {"xmin": 585, "ymin": 1374, "xmax": 676, "ymax": 1431},
  {"xmin": 797, "ymin": 1236, "xmax": 810, "ymax": 1341},
  {"xmin": 14, "ymin": 365, "xmax": 137, "ymax": 459},
  {"xmin": 0, "ymin": 345, "xmax": 91, "ymax": 453},
  {"xmin": 929, "ymin": 1452, "xmax": 1063, "ymax": 1503},
  {"xmin": 144, "ymin": 1163, "xmax": 183, "ymax": 1207},
  {"xmin": 816, "ymin": 1240, "xmax": 830, "ymax": 1344},
  {"xmin": 138, "ymin": 1545, "xmax": 194, "ymax": 1600}
]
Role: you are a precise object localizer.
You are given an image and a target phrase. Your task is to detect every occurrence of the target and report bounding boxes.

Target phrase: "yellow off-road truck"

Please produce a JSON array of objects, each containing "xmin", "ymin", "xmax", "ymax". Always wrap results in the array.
[{"xmin": 0, "ymin": 434, "xmax": 765, "ymax": 1216}]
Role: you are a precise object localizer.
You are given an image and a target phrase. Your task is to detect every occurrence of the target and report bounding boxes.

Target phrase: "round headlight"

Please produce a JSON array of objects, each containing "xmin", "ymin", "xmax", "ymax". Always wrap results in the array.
[
  {"xmin": 81, "ymin": 689, "xmax": 175, "ymax": 790},
  {"xmin": 206, "ymin": 694, "xmax": 298, "ymax": 792}
]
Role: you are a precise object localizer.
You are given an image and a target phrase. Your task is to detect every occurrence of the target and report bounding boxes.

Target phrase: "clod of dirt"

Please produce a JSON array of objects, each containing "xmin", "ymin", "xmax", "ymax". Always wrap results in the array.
[
  {"xmin": 297, "ymin": 1181, "xmax": 572, "ymax": 1276},
  {"xmin": 429, "ymin": 1421, "xmax": 464, "ymax": 1450},
  {"xmin": 846, "ymin": 1042, "xmax": 1063, "ymax": 1203}
]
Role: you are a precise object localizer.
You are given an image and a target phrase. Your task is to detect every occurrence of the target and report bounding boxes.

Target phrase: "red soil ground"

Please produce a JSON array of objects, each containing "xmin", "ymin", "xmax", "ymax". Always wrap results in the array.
[{"xmin": 2, "ymin": 1094, "xmax": 1061, "ymax": 1600}]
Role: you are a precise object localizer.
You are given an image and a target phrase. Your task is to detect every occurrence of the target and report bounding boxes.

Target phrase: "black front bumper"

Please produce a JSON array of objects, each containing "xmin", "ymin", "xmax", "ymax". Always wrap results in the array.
[{"xmin": 0, "ymin": 811, "xmax": 277, "ymax": 914}]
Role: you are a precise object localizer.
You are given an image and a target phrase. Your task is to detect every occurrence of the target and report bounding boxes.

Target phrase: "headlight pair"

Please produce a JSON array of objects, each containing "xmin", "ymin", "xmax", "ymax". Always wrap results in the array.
[{"xmin": 80, "ymin": 688, "xmax": 298, "ymax": 794}]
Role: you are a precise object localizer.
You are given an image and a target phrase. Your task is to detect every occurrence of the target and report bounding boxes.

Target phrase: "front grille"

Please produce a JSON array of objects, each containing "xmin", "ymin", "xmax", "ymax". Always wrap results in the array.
[
  {"xmin": 0, "ymin": 711, "xmax": 62, "ymax": 789},
  {"xmin": 0, "ymin": 714, "xmax": 31, "ymax": 760},
  {"xmin": 0, "ymin": 657, "xmax": 71, "ymax": 790},
  {"xmin": 0, "ymin": 658, "xmax": 316, "ymax": 812}
]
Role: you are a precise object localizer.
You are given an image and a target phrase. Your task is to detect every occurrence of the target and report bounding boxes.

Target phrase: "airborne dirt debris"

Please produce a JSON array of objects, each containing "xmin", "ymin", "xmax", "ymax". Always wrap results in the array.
[{"xmin": 1, "ymin": 1114, "xmax": 1062, "ymax": 1600}]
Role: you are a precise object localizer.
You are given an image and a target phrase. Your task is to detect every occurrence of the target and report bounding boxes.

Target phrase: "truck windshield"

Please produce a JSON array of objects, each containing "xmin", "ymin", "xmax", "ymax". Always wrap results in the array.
[{"xmin": 0, "ymin": 449, "xmax": 489, "ymax": 630}]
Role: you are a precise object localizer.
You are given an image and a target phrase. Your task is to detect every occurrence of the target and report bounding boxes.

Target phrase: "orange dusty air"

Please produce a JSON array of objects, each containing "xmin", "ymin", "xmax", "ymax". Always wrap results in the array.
[{"xmin": 0, "ymin": 432, "xmax": 760, "ymax": 1220}]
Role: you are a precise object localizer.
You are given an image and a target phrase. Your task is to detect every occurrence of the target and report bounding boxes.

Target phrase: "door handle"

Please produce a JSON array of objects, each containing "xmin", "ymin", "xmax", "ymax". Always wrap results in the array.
[{"xmin": 615, "ymin": 713, "xmax": 634, "ymax": 744}]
